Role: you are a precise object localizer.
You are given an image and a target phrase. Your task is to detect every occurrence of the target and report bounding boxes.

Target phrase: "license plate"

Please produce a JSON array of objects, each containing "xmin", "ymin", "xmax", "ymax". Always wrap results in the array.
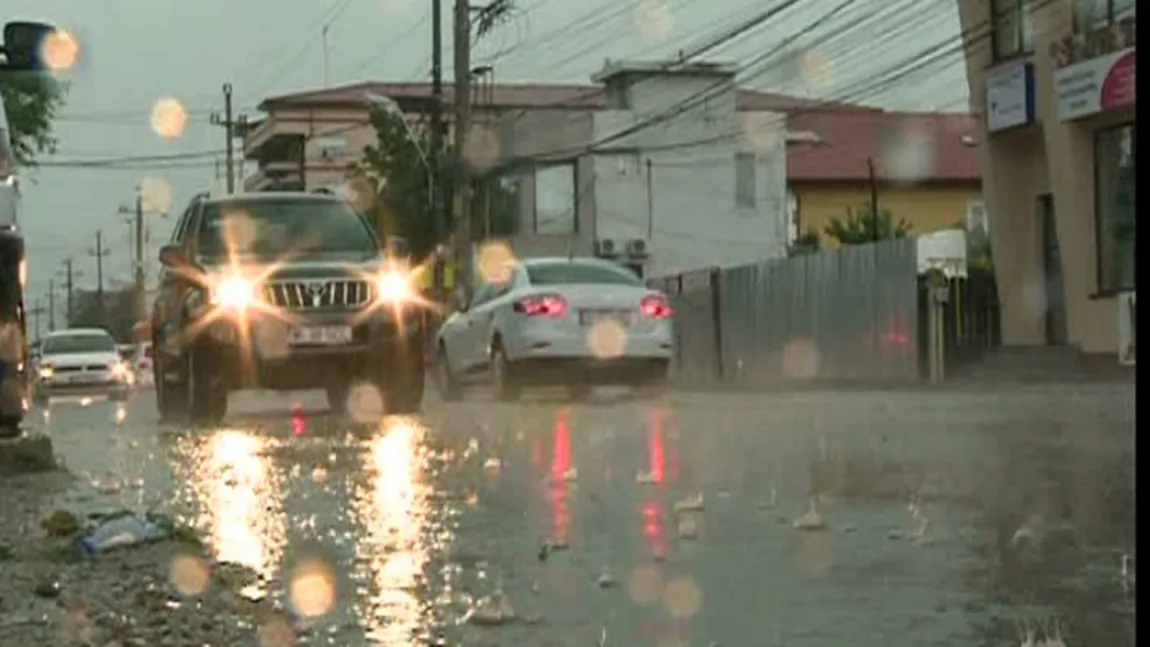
[
  {"xmin": 579, "ymin": 309, "xmax": 632, "ymax": 326},
  {"xmin": 67, "ymin": 373, "xmax": 100, "ymax": 383},
  {"xmin": 289, "ymin": 325, "xmax": 353, "ymax": 345}
]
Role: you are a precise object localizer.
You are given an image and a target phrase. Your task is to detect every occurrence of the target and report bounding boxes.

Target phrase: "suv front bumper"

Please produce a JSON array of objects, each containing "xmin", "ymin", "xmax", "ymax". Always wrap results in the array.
[{"xmin": 190, "ymin": 307, "xmax": 425, "ymax": 389}]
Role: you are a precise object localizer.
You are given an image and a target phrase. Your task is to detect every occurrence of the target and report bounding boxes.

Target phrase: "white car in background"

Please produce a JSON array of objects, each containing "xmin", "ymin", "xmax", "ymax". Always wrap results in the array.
[
  {"xmin": 33, "ymin": 328, "xmax": 132, "ymax": 404},
  {"xmin": 434, "ymin": 257, "xmax": 674, "ymax": 400}
]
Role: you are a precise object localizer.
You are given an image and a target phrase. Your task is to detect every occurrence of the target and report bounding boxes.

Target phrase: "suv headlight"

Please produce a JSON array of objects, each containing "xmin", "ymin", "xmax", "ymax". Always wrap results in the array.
[
  {"xmin": 38, "ymin": 363, "xmax": 54, "ymax": 379},
  {"xmin": 210, "ymin": 274, "xmax": 258, "ymax": 311},
  {"xmin": 375, "ymin": 270, "xmax": 413, "ymax": 304}
]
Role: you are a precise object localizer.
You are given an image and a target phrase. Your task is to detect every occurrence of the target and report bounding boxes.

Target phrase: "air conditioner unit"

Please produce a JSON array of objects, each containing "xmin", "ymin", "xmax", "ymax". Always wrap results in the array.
[
  {"xmin": 594, "ymin": 238, "xmax": 620, "ymax": 258},
  {"xmin": 625, "ymin": 238, "xmax": 649, "ymax": 259}
]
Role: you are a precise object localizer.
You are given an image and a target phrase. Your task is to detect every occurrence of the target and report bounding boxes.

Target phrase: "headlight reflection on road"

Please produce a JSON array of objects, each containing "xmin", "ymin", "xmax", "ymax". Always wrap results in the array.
[
  {"xmin": 195, "ymin": 430, "xmax": 286, "ymax": 577},
  {"xmin": 350, "ymin": 417, "xmax": 433, "ymax": 646}
]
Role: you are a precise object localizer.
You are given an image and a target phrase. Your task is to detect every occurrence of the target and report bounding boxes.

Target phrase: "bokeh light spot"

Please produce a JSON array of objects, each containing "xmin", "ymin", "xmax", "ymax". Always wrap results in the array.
[
  {"xmin": 476, "ymin": 240, "xmax": 517, "ymax": 283},
  {"xmin": 628, "ymin": 565, "xmax": 664, "ymax": 605},
  {"xmin": 780, "ymin": 337, "xmax": 820, "ymax": 379},
  {"xmin": 169, "ymin": 553, "xmax": 212, "ymax": 596},
  {"xmin": 288, "ymin": 557, "xmax": 338, "ymax": 618},
  {"xmin": 150, "ymin": 98, "xmax": 188, "ymax": 139},
  {"xmin": 881, "ymin": 125, "xmax": 934, "ymax": 185},
  {"xmin": 799, "ymin": 50, "xmax": 834, "ymax": 89},
  {"xmin": 41, "ymin": 29, "xmax": 80, "ymax": 72},
  {"xmin": 347, "ymin": 382, "xmax": 385, "ymax": 423},
  {"xmin": 140, "ymin": 177, "xmax": 173, "ymax": 214},
  {"xmin": 586, "ymin": 319, "xmax": 627, "ymax": 359},
  {"xmin": 463, "ymin": 126, "xmax": 500, "ymax": 174},
  {"xmin": 662, "ymin": 576, "xmax": 702, "ymax": 618},
  {"xmin": 633, "ymin": 1, "xmax": 673, "ymax": 41}
]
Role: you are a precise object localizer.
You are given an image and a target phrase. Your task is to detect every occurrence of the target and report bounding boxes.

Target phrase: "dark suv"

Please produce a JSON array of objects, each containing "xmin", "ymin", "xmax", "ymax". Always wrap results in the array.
[{"xmin": 150, "ymin": 191, "xmax": 426, "ymax": 423}]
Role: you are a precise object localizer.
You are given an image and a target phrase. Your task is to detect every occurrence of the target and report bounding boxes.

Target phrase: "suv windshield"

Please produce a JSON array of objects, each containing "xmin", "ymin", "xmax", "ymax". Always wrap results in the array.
[
  {"xmin": 526, "ymin": 261, "xmax": 642, "ymax": 286},
  {"xmin": 43, "ymin": 333, "xmax": 116, "ymax": 354},
  {"xmin": 196, "ymin": 198, "xmax": 378, "ymax": 261}
]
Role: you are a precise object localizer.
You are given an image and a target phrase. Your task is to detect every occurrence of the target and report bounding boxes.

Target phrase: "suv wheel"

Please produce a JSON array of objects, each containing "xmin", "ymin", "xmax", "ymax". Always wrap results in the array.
[
  {"xmin": 155, "ymin": 351, "xmax": 187, "ymax": 423},
  {"xmin": 434, "ymin": 343, "xmax": 462, "ymax": 402},
  {"xmin": 186, "ymin": 342, "xmax": 227, "ymax": 424},
  {"xmin": 490, "ymin": 345, "xmax": 521, "ymax": 402}
]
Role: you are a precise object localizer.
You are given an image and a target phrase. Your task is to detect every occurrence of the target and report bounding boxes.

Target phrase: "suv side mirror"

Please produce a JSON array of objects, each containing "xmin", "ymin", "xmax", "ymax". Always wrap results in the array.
[{"xmin": 158, "ymin": 244, "xmax": 192, "ymax": 269}]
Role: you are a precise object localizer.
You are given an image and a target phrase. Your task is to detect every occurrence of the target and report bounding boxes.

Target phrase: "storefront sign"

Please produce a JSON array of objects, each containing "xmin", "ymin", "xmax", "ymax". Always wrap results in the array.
[
  {"xmin": 985, "ymin": 60, "xmax": 1035, "ymax": 132},
  {"xmin": 1052, "ymin": 47, "xmax": 1135, "ymax": 121}
]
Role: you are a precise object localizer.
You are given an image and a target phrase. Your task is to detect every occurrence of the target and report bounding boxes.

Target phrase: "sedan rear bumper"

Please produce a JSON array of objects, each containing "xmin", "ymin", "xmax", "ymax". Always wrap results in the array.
[{"xmin": 513, "ymin": 357, "xmax": 669, "ymax": 386}]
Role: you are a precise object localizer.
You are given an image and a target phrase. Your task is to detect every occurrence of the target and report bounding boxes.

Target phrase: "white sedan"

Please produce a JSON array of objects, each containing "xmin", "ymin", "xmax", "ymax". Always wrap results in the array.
[
  {"xmin": 434, "ymin": 257, "xmax": 674, "ymax": 400},
  {"xmin": 33, "ymin": 328, "xmax": 132, "ymax": 404}
]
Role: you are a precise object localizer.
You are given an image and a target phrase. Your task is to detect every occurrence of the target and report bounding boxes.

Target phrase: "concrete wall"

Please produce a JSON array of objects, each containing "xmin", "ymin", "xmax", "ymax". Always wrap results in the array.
[
  {"xmin": 958, "ymin": 0, "xmax": 1135, "ymax": 354},
  {"xmin": 793, "ymin": 181, "xmax": 984, "ymax": 249}
]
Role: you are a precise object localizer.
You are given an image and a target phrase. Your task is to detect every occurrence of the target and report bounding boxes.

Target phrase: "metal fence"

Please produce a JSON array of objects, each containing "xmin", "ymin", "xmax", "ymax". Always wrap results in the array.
[{"xmin": 650, "ymin": 238, "xmax": 922, "ymax": 387}]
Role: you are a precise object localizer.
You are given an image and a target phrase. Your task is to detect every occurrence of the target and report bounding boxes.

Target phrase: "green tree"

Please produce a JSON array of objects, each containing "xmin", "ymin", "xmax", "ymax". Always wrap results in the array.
[
  {"xmin": 354, "ymin": 108, "xmax": 519, "ymax": 257},
  {"xmin": 823, "ymin": 203, "xmax": 911, "ymax": 245},
  {"xmin": 474, "ymin": 0, "xmax": 519, "ymax": 40},
  {"xmin": 787, "ymin": 229, "xmax": 821, "ymax": 256},
  {"xmin": 0, "ymin": 72, "xmax": 67, "ymax": 166}
]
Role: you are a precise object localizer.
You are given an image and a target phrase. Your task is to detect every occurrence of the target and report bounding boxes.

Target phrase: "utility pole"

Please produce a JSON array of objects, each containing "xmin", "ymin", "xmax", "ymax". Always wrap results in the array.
[
  {"xmin": 29, "ymin": 298, "xmax": 43, "ymax": 341},
  {"xmin": 210, "ymin": 83, "xmax": 247, "ymax": 194},
  {"xmin": 453, "ymin": 0, "xmax": 473, "ymax": 293},
  {"xmin": 430, "ymin": 0, "xmax": 447, "ymax": 298},
  {"xmin": 47, "ymin": 279, "xmax": 55, "ymax": 333},
  {"xmin": 60, "ymin": 258, "xmax": 75, "ymax": 327},
  {"xmin": 89, "ymin": 230, "xmax": 110, "ymax": 325},
  {"xmin": 119, "ymin": 190, "xmax": 167, "ymax": 321}
]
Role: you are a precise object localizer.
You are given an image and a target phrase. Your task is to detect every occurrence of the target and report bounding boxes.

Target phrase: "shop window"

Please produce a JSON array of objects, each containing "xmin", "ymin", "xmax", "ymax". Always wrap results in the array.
[
  {"xmin": 534, "ymin": 163, "xmax": 577, "ymax": 234},
  {"xmin": 1095, "ymin": 124, "xmax": 1135, "ymax": 293},
  {"xmin": 1073, "ymin": 0, "xmax": 1136, "ymax": 32},
  {"xmin": 991, "ymin": 0, "xmax": 1034, "ymax": 60}
]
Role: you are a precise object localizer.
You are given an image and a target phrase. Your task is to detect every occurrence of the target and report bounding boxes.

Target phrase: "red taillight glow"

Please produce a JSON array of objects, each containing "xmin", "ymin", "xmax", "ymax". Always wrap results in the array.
[
  {"xmin": 514, "ymin": 294, "xmax": 567, "ymax": 316},
  {"xmin": 640, "ymin": 295, "xmax": 673, "ymax": 318}
]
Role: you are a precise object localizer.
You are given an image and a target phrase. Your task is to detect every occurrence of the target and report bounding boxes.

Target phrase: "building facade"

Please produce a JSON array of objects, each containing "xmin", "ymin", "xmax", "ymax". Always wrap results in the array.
[
  {"xmin": 786, "ymin": 110, "xmax": 984, "ymax": 248},
  {"xmin": 497, "ymin": 60, "xmax": 791, "ymax": 278},
  {"xmin": 960, "ymin": 0, "xmax": 1134, "ymax": 355}
]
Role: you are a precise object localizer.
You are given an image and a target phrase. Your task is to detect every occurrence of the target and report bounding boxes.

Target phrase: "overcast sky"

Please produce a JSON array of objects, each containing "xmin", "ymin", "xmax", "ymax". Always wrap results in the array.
[{"xmin": 6, "ymin": 0, "xmax": 965, "ymax": 327}]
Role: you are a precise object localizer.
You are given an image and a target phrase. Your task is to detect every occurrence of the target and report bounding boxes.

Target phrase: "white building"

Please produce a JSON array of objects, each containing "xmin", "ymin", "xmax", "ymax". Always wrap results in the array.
[{"xmin": 497, "ymin": 60, "xmax": 790, "ymax": 278}]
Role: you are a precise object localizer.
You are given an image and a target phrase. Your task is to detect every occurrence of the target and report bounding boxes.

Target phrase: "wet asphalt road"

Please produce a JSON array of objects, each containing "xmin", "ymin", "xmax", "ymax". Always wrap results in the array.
[{"xmin": 27, "ymin": 382, "xmax": 1136, "ymax": 647}]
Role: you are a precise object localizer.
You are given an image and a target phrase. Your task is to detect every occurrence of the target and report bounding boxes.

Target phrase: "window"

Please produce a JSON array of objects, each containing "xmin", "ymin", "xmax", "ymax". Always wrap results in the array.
[
  {"xmin": 735, "ymin": 152, "xmax": 755, "ymax": 208},
  {"xmin": 991, "ymin": 0, "xmax": 1034, "ymax": 59},
  {"xmin": 43, "ymin": 332, "xmax": 117, "ymax": 354},
  {"xmin": 196, "ymin": 197, "xmax": 379, "ymax": 261},
  {"xmin": 534, "ymin": 164, "xmax": 576, "ymax": 234},
  {"xmin": 525, "ymin": 260, "xmax": 643, "ymax": 286},
  {"xmin": 1095, "ymin": 124, "xmax": 1135, "ymax": 292},
  {"xmin": 1073, "ymin": 0, "xmax": 1136, "ymax": 31}
]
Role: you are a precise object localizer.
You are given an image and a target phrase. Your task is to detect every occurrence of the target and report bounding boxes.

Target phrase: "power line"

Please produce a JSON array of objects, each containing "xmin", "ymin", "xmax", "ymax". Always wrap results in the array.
[{"xmin": 37, "ymin": 149, "xmax": 224, "ymax": 168}]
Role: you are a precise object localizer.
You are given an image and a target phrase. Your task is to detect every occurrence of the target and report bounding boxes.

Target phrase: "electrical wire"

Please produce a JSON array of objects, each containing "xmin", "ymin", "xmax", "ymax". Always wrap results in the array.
[{"xmin": 243, "ymin": 0, "xmax": 357, "ymax": 102}]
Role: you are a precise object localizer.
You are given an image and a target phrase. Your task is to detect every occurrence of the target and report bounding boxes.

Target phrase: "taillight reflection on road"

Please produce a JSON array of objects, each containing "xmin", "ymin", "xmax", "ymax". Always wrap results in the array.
[
  {"xmin": 291, "ymin": 402, "xmax": 306, "ymax": 436},
  {"xmin": 549, "ymin": 408, "xmax": 571, "ymax": 545}
]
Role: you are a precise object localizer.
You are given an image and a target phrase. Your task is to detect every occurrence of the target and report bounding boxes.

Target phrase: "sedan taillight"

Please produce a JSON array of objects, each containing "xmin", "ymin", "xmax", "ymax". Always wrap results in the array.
[
  {"xmin": 640, "ymin": 294, "xmax": 673, "ymax": 318},
  {"xmin": 514, "ymin": 294, "xmax": 567, "ymax": 317}
]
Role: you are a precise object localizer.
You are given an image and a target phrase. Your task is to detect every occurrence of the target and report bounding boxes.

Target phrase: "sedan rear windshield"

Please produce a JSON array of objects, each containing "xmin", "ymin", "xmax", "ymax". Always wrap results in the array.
[
  {"xmin": 526, "ymin": 262, "xmax": 642, "ymax": 286},
  {"xmin": 43, "ymin": 333, "xmax": 116, "ymax": 354},
  {"xmin": 196, "ymin": 198, "xmax": 378, "ymax": 261}
]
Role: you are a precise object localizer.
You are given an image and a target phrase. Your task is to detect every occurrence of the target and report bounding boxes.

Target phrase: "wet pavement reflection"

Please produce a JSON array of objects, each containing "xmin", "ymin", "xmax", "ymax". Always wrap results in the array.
[{"xmin": 30, "ymin": 384, "xmax": 1135, "ymax": 646}]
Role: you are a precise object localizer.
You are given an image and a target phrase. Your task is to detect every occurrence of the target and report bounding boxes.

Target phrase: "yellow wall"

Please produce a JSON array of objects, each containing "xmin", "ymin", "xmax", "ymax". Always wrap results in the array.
[
  {"xmin": 792, "ymin": 181, "xmax": 983, "ymax": 249},
  {"xmin": 957, "ymin": 0, "xmax": 1133, "ymax": 355}
]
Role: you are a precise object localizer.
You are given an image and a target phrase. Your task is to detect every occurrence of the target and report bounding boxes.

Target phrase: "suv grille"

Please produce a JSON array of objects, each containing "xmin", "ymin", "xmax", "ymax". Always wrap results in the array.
[{"xmin": 263, "ymin": 279, "xmax": 371, "ymax": 309}]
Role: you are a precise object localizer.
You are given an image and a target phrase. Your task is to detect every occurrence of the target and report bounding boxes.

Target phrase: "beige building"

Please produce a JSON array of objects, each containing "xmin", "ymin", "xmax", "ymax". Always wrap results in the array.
[{"xmin": 960, "ymin": 0, "xmax": 1134, "ymax": 357}]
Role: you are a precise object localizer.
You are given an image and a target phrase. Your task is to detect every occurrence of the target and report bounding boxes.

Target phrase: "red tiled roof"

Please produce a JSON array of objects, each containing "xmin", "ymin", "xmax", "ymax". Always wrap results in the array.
[
  {"xmin": 259, "ymin": 80, "xmax": 878, "ymax": 114},
  {"xmin": 787, "ymin": 110, "xmax": 981, "ymax": 182}
]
